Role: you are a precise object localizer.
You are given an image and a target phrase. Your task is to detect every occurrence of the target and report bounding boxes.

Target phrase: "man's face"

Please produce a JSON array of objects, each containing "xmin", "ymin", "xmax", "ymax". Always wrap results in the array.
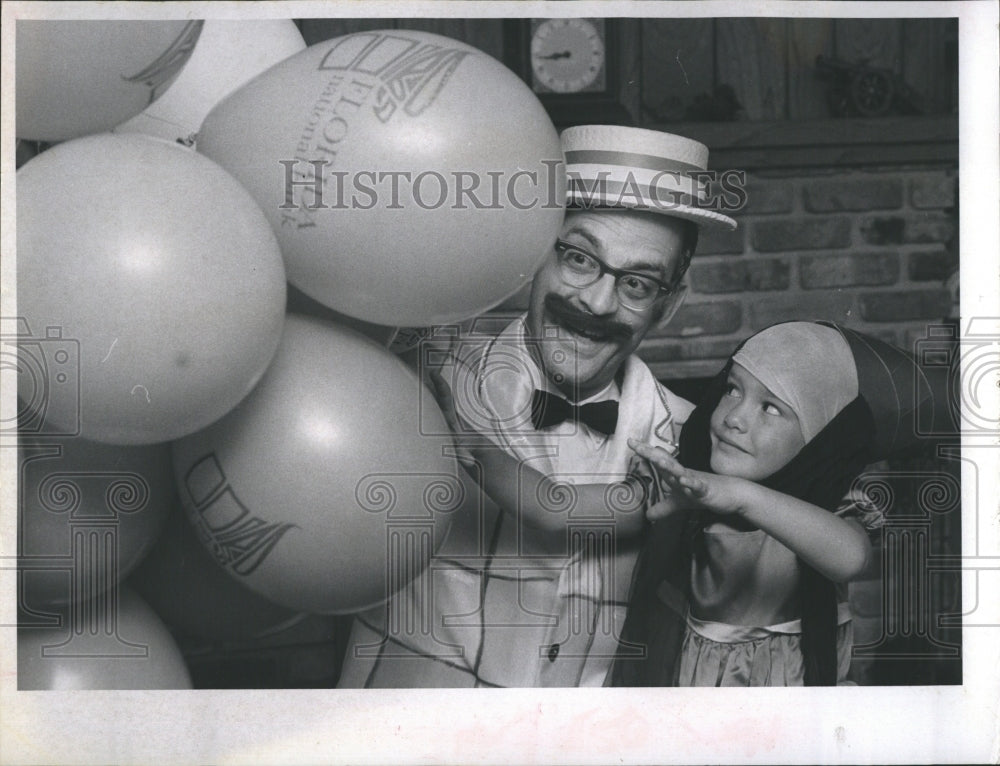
[{"xmin": 526, "ymin": 209, "xmax": 688, "ymax": 400}]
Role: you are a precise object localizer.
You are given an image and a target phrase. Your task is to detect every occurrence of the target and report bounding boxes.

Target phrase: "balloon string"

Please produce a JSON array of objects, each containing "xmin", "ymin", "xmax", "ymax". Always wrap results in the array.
[
  {"xmin": 249, "ymin": 612, "xmax": 311, "ymax": 640},
  {"xmin": 386, "ymin": 327, "xmax": 401, "ymax": 349}
]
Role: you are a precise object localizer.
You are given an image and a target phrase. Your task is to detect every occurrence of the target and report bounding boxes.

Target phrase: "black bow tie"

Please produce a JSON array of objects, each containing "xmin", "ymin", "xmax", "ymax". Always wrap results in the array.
[{"xmin": 530, "ymin": 389, "xmax": 619, "ymax": 437}]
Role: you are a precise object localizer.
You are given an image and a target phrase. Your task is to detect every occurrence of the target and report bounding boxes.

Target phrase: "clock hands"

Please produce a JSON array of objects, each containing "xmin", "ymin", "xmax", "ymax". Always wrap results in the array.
[{"xmin": 530, "ymin": 19, "xmax": 605, "ymax": 93}]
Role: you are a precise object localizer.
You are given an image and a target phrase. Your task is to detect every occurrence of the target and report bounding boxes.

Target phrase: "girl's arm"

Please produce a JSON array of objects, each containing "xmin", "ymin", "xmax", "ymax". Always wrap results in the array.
[
  {"xmin": 630, "ymin": 440, "xmax": 870, "ymax": 582},
  {"xmin": 429, "ymin": 369, "xmax": 648, "ymax": 538},
  {"xmin": 464, "ymin": 445, "xmax": 648, "ymax": 538}
]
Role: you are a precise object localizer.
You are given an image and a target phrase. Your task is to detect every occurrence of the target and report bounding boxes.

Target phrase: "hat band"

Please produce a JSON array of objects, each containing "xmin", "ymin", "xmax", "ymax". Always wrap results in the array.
[
  {"xmin": 566, "ymin": 163, "xmax": 707, "ymax": 201},
  {"xmin": 568, "ymin": 166, "xmax": 705, "ymax": 200},
  {"xmin": 567, "ymin": 177, "xmax": 704, "ymax": 212},
  {"xmin": 564, "ymin": 149, "xmax": 704, "ymax": 174}
]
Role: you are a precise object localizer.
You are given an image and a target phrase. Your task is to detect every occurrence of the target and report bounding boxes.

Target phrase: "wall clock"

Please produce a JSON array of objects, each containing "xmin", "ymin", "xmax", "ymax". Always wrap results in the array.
[
  {"xmin": 504, "ymin": 18, "xmax": 632, "ymax": 128},
  {"xmin": 530, "ymin": 18, "xmax": 607, "ymax": 95}
]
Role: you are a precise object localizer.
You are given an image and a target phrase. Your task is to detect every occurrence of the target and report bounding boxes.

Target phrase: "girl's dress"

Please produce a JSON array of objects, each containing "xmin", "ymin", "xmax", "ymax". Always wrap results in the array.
[{"xmin": 672, "ymin": 497, "xmax": 882, "ymax": 686}]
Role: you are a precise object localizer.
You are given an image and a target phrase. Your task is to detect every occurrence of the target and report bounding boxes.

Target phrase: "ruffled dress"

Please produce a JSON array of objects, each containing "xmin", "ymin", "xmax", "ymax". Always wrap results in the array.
[{"xmin": 672, "ymin": 500, "xmax": 883, "ymax": 687}]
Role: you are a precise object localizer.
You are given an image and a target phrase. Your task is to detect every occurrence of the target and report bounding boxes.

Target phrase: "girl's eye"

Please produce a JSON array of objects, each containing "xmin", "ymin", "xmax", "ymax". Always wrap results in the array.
[
  {"xmin": 723, "ymin": 382, "xmax": 741, "ymax": 398},
  {"xmin": 763, "ymin": 402, "xmax": 782, "ymax": 416}
]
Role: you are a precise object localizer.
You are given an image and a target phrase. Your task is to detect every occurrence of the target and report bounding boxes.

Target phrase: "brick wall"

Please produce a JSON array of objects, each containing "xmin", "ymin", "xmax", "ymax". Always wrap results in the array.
[
  {"xmin": 490, "ymin": 163, "xmax": 959, "ymax": 381},
  {"xmin": 645, "ymin": 164, "xmax": 959, "ymax": 379}
]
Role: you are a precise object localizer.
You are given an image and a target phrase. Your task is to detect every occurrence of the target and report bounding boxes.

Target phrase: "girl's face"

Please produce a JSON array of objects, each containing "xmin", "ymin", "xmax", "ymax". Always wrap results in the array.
[{"xmin": 709, "ymin": 362, "xmax": 807, "ymax": 480}]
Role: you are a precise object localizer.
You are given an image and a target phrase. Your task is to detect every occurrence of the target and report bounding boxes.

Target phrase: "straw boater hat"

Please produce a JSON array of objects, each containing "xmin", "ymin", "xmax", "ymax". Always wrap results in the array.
[{"xmin": 561, "ymin": 124, "xmax": 738, "ymax": 230}]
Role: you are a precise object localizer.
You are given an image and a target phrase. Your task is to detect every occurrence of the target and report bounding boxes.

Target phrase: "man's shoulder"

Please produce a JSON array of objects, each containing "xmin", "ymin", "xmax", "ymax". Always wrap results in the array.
[
  {"xmin": 653, "ymin": 379, "xmax": 695, "ymax": 426},
  {"xmin": 449, "ymin": 315, "xmax": 524, "ymax": 367},
  {"xmin": 624, "ymin": 354, "xmax": 695, "ymax": 426}
]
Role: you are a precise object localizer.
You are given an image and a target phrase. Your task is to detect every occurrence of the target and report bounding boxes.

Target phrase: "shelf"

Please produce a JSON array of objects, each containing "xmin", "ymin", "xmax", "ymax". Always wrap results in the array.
[{"xmin": 652, "ymin": 115, "xmax": 958, "ymax": 170}]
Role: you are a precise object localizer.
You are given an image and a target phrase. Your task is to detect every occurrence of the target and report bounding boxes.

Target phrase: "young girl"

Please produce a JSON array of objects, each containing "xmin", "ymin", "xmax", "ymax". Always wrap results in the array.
[{"xmin": 618, "ymin": 321, "xmax": 883, "ymax": 686}]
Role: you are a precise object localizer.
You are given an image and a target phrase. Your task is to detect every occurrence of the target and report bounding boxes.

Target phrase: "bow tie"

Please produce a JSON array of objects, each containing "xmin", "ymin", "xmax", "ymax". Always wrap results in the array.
[{"xmin": 530, "ymin": 389, "xmax": 619, "ymax": 437}]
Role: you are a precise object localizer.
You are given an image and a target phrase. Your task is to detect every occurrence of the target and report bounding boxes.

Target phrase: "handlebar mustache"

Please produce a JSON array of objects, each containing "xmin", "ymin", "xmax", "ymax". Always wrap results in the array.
[{"xmin": 543, "ymin": 294, "xmax": 633, "ymax": 341}]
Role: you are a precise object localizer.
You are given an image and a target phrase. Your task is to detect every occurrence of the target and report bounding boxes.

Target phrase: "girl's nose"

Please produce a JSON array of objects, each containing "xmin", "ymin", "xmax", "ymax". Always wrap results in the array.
[
  {"xmin": 577, "ymin": 273, "xmax": 619, "ymax": 315},
  {"xmin": 723, "ymin": 403, "xmax": 748, "ymax": 431}
]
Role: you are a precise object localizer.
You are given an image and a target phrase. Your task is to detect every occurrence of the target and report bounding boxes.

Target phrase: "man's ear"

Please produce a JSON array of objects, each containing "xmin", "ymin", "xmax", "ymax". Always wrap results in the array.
[{"xmin": 653, "ymin": 283, "xmax": 688, "ymax": 331}]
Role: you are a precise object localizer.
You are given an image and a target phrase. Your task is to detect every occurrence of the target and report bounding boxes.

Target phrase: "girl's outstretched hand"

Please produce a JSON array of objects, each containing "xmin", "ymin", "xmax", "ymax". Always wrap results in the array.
[{"xmin": 627, "ymin": 439, "xmax": 750, "ymax": 518}]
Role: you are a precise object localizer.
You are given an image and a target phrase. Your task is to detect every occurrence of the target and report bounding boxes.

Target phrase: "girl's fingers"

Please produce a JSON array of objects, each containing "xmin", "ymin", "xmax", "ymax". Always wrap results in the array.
[
  {"xmin": 627, "ymin": 438, "xmax": 655, "ymax": 456},
  {"xmin": 679, "ymin": 475, "xmax": 708, "ymax": 498},
  {"xmin": 627, "ymin": 439, "xmax": 680, "ymax": 469},
  {"xmin": 646, "ymin": 503, "xmax": 670, "ymax": 522}
]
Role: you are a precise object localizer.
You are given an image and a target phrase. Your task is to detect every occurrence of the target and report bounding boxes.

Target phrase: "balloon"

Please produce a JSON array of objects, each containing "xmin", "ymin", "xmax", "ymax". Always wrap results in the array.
[
  {"xmin": 17, "ymin": 133, "xmax": 287, "ymax": 444},
  {"xmin": 17, "ymin": 20, "xmax": 203, "ymax": 141},
  {"xmin": 18, "ymin": 587, "xmax": 192, "ymax": 689},
  {"xmin": 171, "ymin": 315, "xmax": 464, "ymax": 614},
  {"xmin": 18, "ymin": 435, "xmax": 173, "ymax": 608},
  {"xmin": 198, "ymin": 29, "xmax": 565, "ymax": 326},
  {"xmin": 129, "ymin": 505, "xmax": 303, "ymax": 643},
  {"xmin": 115, "ymin": 20, "xmax": 306, "ymax": 145}
]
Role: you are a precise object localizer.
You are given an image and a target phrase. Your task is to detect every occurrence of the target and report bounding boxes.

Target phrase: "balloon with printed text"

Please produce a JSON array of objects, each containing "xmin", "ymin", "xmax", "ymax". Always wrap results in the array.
[
  {"xmin": 130, "ymin": 504, "xmax": 305, "ymax": 643},
  {"xmin": 171, "ymin": 315, "xmax": 468, "ymax": 614},
  {"xmin": 16, "ymin": 133, "xmax": 287, "ymax": 445},
  {"xmin": 198, "ymin": 29, "xmax": 566, "ymax": 327},
  {"xmin": 17, "ymin": 20, "xmax": 204, "ymax": 141}
]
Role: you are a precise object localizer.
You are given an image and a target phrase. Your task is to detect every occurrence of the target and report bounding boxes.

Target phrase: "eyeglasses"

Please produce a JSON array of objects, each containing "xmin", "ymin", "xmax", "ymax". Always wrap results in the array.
[{"xmin": 553, "ymin": 240, "xmax": 677, "ymax": 311}]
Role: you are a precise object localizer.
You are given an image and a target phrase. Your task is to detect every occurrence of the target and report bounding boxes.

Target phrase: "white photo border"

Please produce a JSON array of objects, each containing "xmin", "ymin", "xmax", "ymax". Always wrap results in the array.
[{"xmin": 1, "ymin": 2, "xmax": 997, "ymax": 764}]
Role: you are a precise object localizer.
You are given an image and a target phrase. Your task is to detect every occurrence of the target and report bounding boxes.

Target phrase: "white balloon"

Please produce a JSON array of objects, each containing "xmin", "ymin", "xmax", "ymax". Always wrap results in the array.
[
  {"xmin": 17, "ymin": 133, "xmax": 288, "ymax": 445},
  {"xmin": 17, "ymin": 20, "xmax": 203, "ymax": 142},
  {"xmin": 115, "ymin": 20, "xmax": 305, "ymax": 145}
]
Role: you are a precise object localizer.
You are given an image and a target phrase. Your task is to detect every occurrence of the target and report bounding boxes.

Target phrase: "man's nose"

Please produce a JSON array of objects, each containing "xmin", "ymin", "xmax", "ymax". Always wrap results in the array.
[{"xmin": 577, "ymin": 273, "xmax": 619, "ymax": 315}]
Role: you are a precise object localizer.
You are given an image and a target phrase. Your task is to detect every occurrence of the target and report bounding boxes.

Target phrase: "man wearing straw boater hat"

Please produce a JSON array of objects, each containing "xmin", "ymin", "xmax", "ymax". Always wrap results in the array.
[{"xmin": 338, "ymin": 125, "xmax": 738, "ymax": 688}]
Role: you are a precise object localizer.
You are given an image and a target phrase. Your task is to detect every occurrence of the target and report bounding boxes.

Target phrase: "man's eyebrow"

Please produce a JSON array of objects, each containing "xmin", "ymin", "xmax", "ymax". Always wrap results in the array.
[
  {"xmin": 560, "ymin": 226, "xmax": 600, "ymax": 252},
  {"xmin": 622, "ymin": 259, "xmax": 670, "ymax": 275},
  {"xmin": 560, "ymin": 228, "xmax": 669, "ymax": 276}
]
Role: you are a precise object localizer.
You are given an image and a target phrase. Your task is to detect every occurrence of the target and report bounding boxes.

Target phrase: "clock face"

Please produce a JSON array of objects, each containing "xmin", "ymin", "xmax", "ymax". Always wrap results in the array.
[{"xmin": 530, "ymin": 18, "xmax": 606, "ymax": 94}]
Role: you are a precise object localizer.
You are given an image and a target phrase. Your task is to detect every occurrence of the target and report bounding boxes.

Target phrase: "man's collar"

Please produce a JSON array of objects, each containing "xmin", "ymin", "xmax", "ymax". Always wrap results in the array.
[{"xmin": 512, "ymin": 315, "xmax": 622, "ymax": 405}]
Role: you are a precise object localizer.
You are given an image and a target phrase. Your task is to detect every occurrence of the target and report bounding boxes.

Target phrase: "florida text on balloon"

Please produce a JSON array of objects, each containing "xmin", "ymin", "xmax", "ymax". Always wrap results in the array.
[{"xmin": 198, "ymin": 29, "xmax": 566, "ymax": 327}]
